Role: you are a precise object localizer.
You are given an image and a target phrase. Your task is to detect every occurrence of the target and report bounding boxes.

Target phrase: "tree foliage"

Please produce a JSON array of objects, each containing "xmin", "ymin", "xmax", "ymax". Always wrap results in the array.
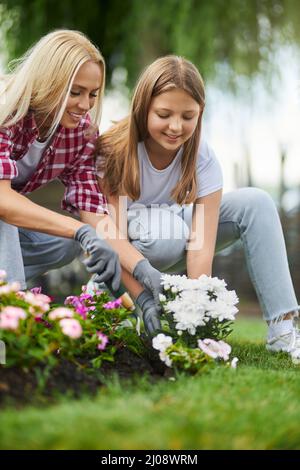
[{"xmin": 1, "ymin": 0, "xmax": 300, "ymax": 88}]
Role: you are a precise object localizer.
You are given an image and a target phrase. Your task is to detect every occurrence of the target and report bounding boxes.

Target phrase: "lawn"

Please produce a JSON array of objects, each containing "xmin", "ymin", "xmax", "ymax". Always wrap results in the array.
[{"xmin": 1, "ymin": 316, "xmax": 300, "ymax": 450}]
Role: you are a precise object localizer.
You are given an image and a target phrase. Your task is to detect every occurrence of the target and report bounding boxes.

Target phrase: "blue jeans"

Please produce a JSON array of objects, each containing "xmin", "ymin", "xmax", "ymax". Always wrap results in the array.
[
  {"xmin": 0, "ymin": 220, "xmax": 81, "ymax": 289},
  {"xmin": 128, "ymin": 188, "xmax": 299, "ymax": 322}
]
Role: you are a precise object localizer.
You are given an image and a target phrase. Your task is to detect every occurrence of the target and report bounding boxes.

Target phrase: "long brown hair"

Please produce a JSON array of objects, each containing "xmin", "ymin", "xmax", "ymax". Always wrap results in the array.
[{"xmin": 97, "ymin": 55, "xmax": 205, "ymax": 204}]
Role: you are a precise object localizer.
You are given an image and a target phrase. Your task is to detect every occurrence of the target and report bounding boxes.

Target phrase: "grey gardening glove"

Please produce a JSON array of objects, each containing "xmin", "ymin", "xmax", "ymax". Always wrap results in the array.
[
  {"xmin": 75, "ymin": 224, "xmax": 121, "ymax": 291},
  {"xmin": 105, "ymin": 278, "xmax": 127, "ymax": 299},
  {"xmin": 136, "ymin": 290, "xmax": 162, "ymax": 337},
  {"xmin": 133, "ymin": 259, "xmax": 164, "ymax": 310}
]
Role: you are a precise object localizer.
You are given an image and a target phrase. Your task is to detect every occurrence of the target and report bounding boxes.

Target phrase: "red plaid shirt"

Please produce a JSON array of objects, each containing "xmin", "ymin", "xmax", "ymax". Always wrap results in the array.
[{"xmin": 0, "ymin": 112, "xmax": 108, "ymax": 215}]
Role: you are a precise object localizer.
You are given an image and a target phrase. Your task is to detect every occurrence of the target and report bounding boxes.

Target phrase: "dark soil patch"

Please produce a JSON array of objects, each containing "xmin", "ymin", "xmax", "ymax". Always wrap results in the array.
[{"xmin": 0, "ymin": 347, "xmax": 167, "ymax": 408}]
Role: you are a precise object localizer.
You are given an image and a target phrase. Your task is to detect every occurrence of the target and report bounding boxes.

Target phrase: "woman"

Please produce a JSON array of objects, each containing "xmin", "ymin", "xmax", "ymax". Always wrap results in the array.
[{"xmin": 0, "ymin": 29, "xmax": 121, "ymax": 291}]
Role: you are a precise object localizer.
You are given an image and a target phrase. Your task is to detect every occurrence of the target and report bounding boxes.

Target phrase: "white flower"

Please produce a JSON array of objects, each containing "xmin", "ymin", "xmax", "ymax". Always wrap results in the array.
[
  {"xmin": 205, "ymin": 299, "xmax": 238, "ymax": 322},
  {"xmin": 217, "ymin": 289, "xmax": 239, "ymax": 306},
  {"xmin": 161, "ymin": 274, "xmax": 189, "ymax": 291},
  {"xmin": 160, "ymin": 273, "xmax": 239, "ymax": 343},
  {"xmin": 165, "ymin": 291, "xmax": 208, "ymax": 334},
  {"xmin": 0, "ymin": 270, "xmax": 7, "ymax": 281},
  {"xmin": 159, "ymin": 294, "xmax": 167, "ymax": 302},
  {"xmin": 159, "ymin": 351, "xmax": 172, "ymax": 367},
  {"xmin": 231, "ymin": 357, "xmax": 239, "ymax": 368},
  {"xmin": 152, "ymin": 333, "xmax": 173, "ymax": 352}
]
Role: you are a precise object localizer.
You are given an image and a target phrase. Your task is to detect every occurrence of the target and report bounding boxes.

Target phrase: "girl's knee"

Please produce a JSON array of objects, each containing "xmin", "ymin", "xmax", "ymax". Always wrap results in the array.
[
  {"xmin": 128, "ymin": 208, "xmax": 189, "ymax": 270},
  {"xmin": 227, "ymin": 187, "xmax": 277, "ymax": 218},
  {"xmin": 128, "ymin": 208, "xmax": 189, "ymax": 241},
  {"xmin": 132, "ymin": 237, "xmax": 186, "ymax": 271},
  {"xmin": 240, "ymin": 187, "xmax": 274, "ymax": 208}
]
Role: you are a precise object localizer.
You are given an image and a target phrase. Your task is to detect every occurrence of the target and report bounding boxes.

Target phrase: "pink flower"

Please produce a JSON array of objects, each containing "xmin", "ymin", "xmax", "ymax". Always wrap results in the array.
[
  {"xmin": 49, "ymin": 307, "xmax": 74, "ymax": 320},
  {"xmin": 0, "ymin": 282, "xmax": 21, "ymax": 295},
  {"xmin": 1, "ymin": 306, "xmax": 27, "ymax": 319},
  {"xmin": 18, "ymin": 292, "xmax": 51, "ymax": 315},
  {"xmin": 59, "ymin": 318, "xmax": 82, "ymax": 339},
  {"xmin": 0, "ymin": 314, "xmax": 19, "ymax": 330},
  {"xmin": 0, "ymin": 307, "xmax": 26, "ymax": 330},
  {"xmin": 198, "ymin": 339, "xmax": 231, "ymax": 361},
  {"xmin": 97, "ymin": 331, "xmax": 109, "ymax": 350}
]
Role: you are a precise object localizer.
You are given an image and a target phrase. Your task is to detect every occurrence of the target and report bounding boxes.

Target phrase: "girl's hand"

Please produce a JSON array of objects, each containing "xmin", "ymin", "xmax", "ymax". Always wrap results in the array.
[
  {"xmin": 136, "ymin": 290, "xmax": 162, "ymax": 337},
  {"xmin": 133, "ymin": 259, "xmax": 164, "ymax": 310}
]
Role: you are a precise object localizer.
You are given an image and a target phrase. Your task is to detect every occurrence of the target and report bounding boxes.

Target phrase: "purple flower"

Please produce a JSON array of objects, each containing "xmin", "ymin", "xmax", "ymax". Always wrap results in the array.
[
  {"xmin": 30, "ymin": 286, "xmax": 42, "ymax": 294},
  {"xmin": 97, "ymin": 331, "xmax": 109, "ymax": 350},
  {"xmin": 79, "ymin": 293, "xmax": 93, "ymax": 302},
  {"xmin": 64, "ymin": 296, "xmax": 88, "ymax": 319},
  {"xmin": 74, "ymin": 302, "xmax": 88, "ymax": 320},
  {"xmin": 64, "ymin": 295, "xmax": 78, "ymax": 305},
  {"xmin": 103, "ymin": 298, "xmax": 122, "ymax": 310}
]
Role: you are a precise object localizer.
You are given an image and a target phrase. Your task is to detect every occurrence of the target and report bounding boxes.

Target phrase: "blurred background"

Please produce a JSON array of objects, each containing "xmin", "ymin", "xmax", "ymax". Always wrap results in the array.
[{"xmin": 0, "ymin": 0, "xmax": 300, "ymax": 313}]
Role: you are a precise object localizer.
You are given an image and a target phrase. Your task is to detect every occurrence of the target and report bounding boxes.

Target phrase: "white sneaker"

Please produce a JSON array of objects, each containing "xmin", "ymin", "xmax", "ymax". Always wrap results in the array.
[{"xmin": 266, "ymin": 327, "xmax": 300, "ymax": 364}]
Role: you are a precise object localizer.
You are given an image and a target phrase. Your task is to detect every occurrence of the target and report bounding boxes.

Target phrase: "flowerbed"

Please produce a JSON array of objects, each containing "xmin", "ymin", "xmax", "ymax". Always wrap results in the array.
[
  {"xmin": 0, "ymin": 268, "xmax": 240, "ymax": 404},
  {"xmin": 0, "ymin": 270, "xmax": 144, "ymax": 371}
]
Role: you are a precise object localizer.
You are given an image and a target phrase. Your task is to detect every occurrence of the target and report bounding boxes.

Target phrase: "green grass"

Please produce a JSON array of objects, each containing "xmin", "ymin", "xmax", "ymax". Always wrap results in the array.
[{"xmin": 1, "ymin": 317, "xmax": 300, "ymax": 450}]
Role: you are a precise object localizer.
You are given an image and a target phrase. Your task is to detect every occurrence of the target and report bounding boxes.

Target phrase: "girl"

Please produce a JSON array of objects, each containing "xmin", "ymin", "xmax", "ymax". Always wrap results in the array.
[
  {"xmin": 95, "ymin": 55, "xmax": 300, "ymax": 359},
  {"xmin": 0, "ymin": 29, "xmax": 122, "ymax": 291}
]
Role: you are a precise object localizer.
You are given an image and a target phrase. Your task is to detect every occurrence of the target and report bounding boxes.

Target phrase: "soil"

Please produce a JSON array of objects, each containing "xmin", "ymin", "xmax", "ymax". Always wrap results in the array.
[{"xmin": 0, "ymin": 347, "xmax": 167, "ymax": 408}]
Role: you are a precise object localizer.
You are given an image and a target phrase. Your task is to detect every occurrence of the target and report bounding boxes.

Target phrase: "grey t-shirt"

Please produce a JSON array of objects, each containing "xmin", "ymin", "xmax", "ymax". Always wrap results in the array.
[{"xmin": 127, "ymin": 140, "xmax": 223, "ymax": 209}]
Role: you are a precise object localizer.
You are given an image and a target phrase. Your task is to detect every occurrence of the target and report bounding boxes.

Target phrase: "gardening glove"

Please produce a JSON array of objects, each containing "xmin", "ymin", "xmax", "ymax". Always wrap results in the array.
[
  {"xmin": 75, "ymin": 224, "xmax": 121, "ymax": 291},
  {"xmin": 105, "ymin": 278, "xmax": 127, "ymax": 299},
  {"xmin": 136, "ymin": 290, "xmax": 162, "ymax": 337},
  {"xmin": 132, "ymin": 259, "xmax": 164, "ymax": 310}
]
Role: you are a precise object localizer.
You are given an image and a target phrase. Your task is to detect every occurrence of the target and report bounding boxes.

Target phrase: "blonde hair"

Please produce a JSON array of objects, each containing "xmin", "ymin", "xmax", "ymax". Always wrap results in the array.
[
  {"xmin": 0, "ymin": 29, "xmax": 105, "ymax": 136},
  {"xmin": 97, "ymin": 55, "xmax": 205, "ymax": 205}
]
